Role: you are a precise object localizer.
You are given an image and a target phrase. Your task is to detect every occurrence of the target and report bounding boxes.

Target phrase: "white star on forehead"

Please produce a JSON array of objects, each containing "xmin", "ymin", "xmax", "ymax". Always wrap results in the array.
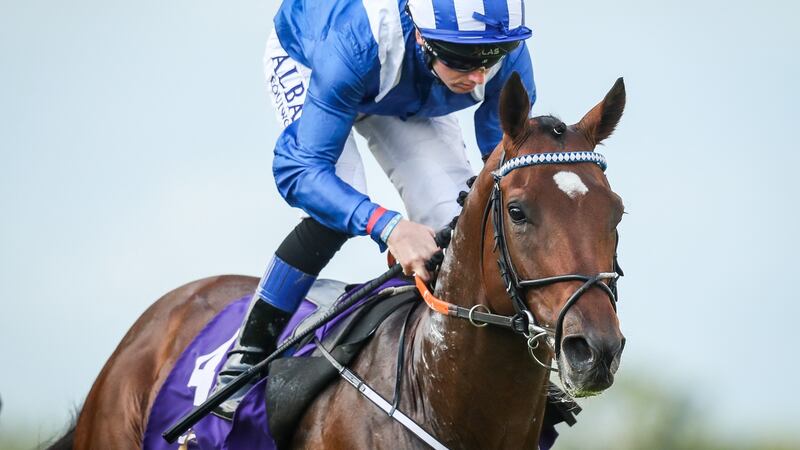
[{"xmin": 553, "ymin": 171, "xmax": 589, "ymax": 199}]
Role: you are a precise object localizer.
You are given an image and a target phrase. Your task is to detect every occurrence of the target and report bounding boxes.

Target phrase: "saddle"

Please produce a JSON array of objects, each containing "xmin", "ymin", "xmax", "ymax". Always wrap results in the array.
[
  {"xmin": 264, "ymin": 278, "xmax": 581, "ymax": 449},
  {"xmin": 266, "ymin": 279, "xmax": 419, "ymax": 447}
]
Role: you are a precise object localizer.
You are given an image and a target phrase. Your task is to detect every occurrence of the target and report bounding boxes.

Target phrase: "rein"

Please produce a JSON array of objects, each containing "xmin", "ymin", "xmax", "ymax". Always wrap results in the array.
[{"xmin": 418, "ymin": 150, "xmax": 623, "ymax": 370}]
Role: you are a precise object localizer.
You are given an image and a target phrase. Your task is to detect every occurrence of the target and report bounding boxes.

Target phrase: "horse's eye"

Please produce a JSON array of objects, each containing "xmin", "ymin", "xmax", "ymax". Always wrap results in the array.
[{"xmin": 508, "ymin": 205, "xmax": 526, "ymax": 223}]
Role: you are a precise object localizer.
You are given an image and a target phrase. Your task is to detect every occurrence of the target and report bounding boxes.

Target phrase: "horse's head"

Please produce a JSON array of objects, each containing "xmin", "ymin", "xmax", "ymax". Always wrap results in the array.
[{"xmin": 482, "ymin": 73, "xmax": 626, "ymax": 397}]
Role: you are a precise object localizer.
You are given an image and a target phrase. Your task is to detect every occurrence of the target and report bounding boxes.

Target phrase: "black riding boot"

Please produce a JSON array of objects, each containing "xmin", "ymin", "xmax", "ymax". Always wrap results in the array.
[
  {"xmin": 211, "ymin": 296, "xmax": 292, "ymax": 419},
  {"xmin": 212, "ymin": 218, "xmax": 349, "ymax": 420}
]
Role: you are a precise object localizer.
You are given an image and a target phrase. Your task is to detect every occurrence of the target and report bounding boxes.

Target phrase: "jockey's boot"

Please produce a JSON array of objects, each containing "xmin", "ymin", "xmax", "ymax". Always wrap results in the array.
[{"xmin": 211, "ymin": 255, "xmax": 316, "ymax": 420}]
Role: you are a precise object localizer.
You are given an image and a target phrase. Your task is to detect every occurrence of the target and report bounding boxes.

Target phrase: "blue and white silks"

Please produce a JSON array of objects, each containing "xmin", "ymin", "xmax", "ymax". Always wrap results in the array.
[{"xmin": 270, "ymin": 0, "xmax": 536, "ymax": 245}]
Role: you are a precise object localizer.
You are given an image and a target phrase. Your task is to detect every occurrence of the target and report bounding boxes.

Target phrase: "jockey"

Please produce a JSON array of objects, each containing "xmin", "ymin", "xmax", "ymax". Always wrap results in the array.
[{"xmin": 212, "ymin": 0, "xmax": 536, "ymax": 418}]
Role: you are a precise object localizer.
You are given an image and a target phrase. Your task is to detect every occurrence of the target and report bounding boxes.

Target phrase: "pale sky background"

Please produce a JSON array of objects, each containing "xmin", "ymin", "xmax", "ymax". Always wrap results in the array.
[{"xmin": 1, "ymin": 0, "xmax": 799, "ymax": 447}]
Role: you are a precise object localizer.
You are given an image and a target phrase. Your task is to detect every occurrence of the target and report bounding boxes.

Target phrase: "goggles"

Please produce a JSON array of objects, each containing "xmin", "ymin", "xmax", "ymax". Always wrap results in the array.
[{"xmin": 423, "ymin": 39, "xmax": 519, "ymax": 72}]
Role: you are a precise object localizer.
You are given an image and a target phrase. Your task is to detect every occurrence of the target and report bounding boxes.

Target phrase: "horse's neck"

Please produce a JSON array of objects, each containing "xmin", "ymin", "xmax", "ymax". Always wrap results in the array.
[
  {"xmin": 404, "ymin": 192, "xmax": 549, "ymax": 447},
  {"xmin": 407, "ymin": 288, "xmax": 548, "ymax": 447}
]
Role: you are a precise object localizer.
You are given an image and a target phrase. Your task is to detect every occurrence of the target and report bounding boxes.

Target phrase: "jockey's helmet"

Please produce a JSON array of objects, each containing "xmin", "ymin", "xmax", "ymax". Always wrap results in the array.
[{"xmin": 406, "ymin": 0, "xmax": 532, "ymax": 72}]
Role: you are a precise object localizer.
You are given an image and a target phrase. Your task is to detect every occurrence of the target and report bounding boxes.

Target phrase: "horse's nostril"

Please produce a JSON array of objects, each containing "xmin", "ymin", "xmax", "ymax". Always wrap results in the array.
[{"xmin": 562, "ymin": 335, "xmax": 594, "ymax": 370}]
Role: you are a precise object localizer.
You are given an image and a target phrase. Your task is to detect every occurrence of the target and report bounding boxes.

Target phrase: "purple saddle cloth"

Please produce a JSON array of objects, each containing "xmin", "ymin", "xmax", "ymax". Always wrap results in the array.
[
  {"xmin": 141, "ymin": 276, "xmax": 565, "ymax": 449},
  {"xmin": 141, "ymin": 277, "xmax": 408, "ymax": 449}
]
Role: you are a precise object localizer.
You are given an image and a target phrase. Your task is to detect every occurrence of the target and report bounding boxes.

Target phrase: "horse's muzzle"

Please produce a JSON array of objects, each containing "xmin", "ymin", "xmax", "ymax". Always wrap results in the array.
[{"xmin": 558, "ymin": 332, "xmax": 625, "ymax": 396}]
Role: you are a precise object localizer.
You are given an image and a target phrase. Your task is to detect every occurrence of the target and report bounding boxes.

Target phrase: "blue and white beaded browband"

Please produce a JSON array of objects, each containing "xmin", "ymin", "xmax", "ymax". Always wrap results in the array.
[{"xmin": 494, "ymin": 151, "xmax": 608, "ymax": 178}]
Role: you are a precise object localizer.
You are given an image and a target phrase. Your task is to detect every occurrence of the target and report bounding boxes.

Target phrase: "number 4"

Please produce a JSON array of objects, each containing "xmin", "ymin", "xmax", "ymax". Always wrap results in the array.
[{"xmin": 187, "ymin": 330, "xmax": 239, "ymax": 406}]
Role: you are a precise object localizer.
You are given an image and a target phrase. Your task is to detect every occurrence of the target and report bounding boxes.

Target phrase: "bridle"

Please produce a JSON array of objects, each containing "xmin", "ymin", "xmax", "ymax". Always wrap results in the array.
[
  {"xmin": 417, "ymin": 150, "xmax": 623, "ymax": 371},
  {"xmin": 314, "ymin": 150, "xmax": 624, "ymax": 450},
  {"xmin": 490, "ymin": 150, "xmax": 624, "ymax": 365}
]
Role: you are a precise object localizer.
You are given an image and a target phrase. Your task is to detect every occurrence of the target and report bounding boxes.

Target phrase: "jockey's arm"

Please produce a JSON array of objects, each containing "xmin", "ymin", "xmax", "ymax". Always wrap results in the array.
[
  {"xmin": 272, "ymin": 36, "xmax": 401, "ymax": 247},
  {"xmin": 271, "ymin": 35, "xmax": 440, "ymax": 279}
]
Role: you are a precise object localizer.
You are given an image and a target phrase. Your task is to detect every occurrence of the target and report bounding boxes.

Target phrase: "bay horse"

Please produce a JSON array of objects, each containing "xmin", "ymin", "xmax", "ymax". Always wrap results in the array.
[{"xmin": 60, "ymin": 74, "xmax": 626, "ymax": 449}]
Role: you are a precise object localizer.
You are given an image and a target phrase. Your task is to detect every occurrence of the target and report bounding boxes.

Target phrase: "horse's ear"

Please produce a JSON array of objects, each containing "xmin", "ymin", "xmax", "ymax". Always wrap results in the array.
[
  {"xmin": 577, "ymin": 77, "xmax": 626, "ymax": 146},
  {"xmin": 499, "ymin": 72, "xmax": 530, "ymax": 141}
]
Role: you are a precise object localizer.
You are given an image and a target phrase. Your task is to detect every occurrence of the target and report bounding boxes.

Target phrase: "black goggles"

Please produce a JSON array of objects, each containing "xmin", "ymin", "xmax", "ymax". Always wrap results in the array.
[{"xmin": 424, "ymin": 39, "xmax": 519, "ymax": 72}]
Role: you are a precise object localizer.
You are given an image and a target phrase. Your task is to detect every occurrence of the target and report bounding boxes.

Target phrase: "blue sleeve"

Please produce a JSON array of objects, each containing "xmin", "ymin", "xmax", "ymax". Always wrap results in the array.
[
  {"xmin": 473, "ymin": 42, "xmax": 536, "ymax": 157},
  {"xmin": 272, "ymin": 33, "xmax": 400, "ymax": 246}
]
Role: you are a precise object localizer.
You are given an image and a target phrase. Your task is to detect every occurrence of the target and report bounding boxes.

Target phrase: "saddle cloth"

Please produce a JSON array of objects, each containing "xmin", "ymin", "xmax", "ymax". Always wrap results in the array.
[
  {"xmin": 141, "ymin": 277, "xmax": 572, "ymax": 449},
  {"xmin": 141, "ymin": 277, "xmax": 411, "ymax": 449}
]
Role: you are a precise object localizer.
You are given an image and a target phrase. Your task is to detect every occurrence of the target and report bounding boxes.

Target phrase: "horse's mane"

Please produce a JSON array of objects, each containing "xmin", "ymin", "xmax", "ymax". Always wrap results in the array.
[{"xmin": 43, "ymin": 409, "xmax": 78, "ymax": 450}]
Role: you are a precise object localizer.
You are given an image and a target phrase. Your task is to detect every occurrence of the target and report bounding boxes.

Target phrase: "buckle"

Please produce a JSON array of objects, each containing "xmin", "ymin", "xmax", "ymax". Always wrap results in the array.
[{"xmin": 511, "ymin": 313, "xmax": 529, "ymax": 334}]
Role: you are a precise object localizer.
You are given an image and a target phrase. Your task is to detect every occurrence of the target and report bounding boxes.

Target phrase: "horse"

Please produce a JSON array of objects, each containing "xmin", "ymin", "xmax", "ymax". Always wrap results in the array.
[{"xmin": 58, "ymin": 73, "xmax": 626, "ymax": 449}]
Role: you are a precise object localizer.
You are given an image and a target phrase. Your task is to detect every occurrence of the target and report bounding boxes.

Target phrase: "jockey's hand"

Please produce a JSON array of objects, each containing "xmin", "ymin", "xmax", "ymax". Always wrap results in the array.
[{"xmin": 386, "ymin": 219, "xmax": 439, "ymax": 282}]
